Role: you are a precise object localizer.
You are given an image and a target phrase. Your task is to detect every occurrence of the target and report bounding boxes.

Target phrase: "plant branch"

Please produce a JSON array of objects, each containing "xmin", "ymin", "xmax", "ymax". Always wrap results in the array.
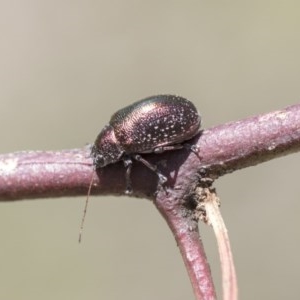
[
  {"xmin": 154, "ymin": 193, "xmax": 217, "ymax": 300},
  {"xmin": 0, "ymin": 103, "xmax": 299, "ymax": 300},
  {"xmin": 0, "ymin": 103, "xmax": 299, "ymax": 201}
]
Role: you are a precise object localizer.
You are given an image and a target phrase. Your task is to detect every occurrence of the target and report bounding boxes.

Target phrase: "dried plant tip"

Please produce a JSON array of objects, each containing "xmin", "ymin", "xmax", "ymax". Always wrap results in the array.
[{"xmin": 200, "ymin": 188, "xmax": 238, "ymax": 300}]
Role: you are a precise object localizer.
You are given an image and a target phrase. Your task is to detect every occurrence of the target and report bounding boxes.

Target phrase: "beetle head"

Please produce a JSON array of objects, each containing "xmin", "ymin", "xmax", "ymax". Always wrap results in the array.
[{"xmin": 91, "ymin": 125, "xmax": 123, "ymax": 168}]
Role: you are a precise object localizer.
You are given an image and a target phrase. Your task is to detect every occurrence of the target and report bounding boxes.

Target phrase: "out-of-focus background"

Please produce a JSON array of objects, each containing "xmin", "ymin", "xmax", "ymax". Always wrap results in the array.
[{"xmin": 0, "ymin": 1, "xmax": 299, "ymax": 299}]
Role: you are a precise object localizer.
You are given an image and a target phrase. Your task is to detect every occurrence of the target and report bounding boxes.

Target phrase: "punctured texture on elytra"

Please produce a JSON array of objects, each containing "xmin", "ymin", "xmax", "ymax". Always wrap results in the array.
[{"xmin": 110, "ymin": 95, "xmax": 201, "ymax": 153}]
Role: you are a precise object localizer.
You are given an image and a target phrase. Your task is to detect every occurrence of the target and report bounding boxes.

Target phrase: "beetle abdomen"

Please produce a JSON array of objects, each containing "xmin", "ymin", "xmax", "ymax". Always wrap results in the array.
[{"xmin": 110, "ymin": 95, "xmax": 201, "ymax": 153}]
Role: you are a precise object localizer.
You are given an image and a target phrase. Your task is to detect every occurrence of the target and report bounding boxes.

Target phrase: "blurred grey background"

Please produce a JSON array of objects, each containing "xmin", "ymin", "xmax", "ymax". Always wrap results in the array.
[{"xmin": 0, "ymin": 1, "xmax": 299, "ymax": 299}]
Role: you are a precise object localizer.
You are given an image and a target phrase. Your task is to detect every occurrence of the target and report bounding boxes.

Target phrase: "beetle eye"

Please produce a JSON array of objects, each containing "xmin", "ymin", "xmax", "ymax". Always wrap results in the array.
[{"xmin": 94, "ymin": 154, "xmax": 105, "ymax": 167}]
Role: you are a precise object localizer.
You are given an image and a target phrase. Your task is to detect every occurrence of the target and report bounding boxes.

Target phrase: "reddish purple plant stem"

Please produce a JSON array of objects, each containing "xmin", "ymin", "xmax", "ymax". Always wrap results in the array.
[
  {"xmin": 0, "ymin": 103, "xmax": 299, "ymax": 201},
  {"xmin": 0, "ymin": 103, "xmax": 299, "ymax": 299},
  {"xmin": 155, "ymin": 194, "xmax": 216, "ymax": 300}
]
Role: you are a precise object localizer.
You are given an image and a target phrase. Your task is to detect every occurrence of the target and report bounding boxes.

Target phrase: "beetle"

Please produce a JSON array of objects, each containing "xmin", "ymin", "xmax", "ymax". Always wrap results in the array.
[
  {"xmin": 79, "ymin": 95, "xmax": 202, "ymax": 242},
  {"xmin": 91, "ymin": 94, "xmax": 201, "ymax": 193}
]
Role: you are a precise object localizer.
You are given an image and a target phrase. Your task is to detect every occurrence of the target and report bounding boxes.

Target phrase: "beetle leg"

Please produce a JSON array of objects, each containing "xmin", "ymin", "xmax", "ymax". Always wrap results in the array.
[
  {"xmin": 154, "ymin": 143, "xmax": 199, "ymax": 156},
  {"xmin": 123, "ymin": 157, "xmax": 133, "ymax": 194},
  {"xmin": 153, "ymin": 144, "xmax": 184, "ymax": 153},
  {"xmin": 183, "ymin": 143, "xmax": 199, "ymax": 153},
  {"xmin": 133, "ymin": 154, "xmax": 167, "ymax": 188}
]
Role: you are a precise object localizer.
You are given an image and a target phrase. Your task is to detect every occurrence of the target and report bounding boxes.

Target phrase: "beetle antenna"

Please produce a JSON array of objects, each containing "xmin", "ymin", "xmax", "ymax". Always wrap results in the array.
[{"xmin": 79, "ymin": 170, "xmax": 95, "ymax": 243}]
